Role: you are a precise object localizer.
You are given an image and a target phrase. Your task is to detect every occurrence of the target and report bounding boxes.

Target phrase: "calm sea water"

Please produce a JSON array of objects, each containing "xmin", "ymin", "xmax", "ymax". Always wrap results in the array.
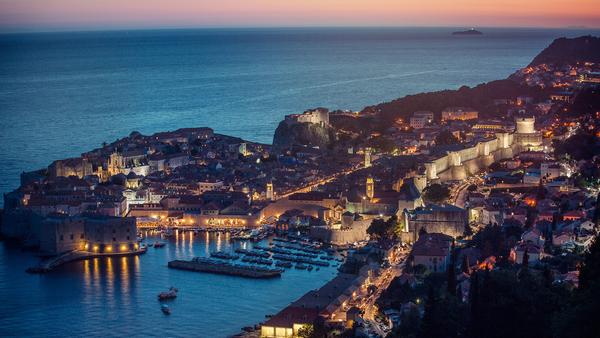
[
  {"xmin": 0, "ymin": 232, "xmax": 340, "ymax": 337},
  {"xmin": 1, "ymin": 27, "xmax": 600, "ymax": 337},
  {"xmin": 1, "ymin": 27, "xmax": 600, "ymax": 202}
]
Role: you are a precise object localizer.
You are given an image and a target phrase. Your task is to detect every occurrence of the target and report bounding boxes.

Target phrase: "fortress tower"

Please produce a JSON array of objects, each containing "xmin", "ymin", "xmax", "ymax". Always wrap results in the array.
[
  {"xmin": 515, "ymin": 116, "xmax": 536, "ymax": 134},
  {"xmin": 514, "ymin": 116, "xmax": 542, "ymax": 151}
]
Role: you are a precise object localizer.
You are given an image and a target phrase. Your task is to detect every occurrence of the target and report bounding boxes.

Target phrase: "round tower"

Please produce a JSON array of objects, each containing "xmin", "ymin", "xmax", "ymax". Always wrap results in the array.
[{"xmin": 515, "ymin": 116, "xmax": 535, "ymax": 134}]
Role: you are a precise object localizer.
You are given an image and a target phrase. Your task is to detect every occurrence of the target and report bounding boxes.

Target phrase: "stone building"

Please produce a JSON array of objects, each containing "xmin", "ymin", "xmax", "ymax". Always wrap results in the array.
[{"xmin": 400, "ymin": 204, "xmax": 467, "ymax": 243}]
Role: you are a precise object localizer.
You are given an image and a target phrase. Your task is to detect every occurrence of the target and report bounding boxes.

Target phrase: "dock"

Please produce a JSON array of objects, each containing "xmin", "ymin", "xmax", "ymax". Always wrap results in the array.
[
  {"xmin": 168, "ymin": 258, "xmax": 282, "ymax": 278},
  {"xmin": 26, "ymin": 247, "xmax": 147, "ymax": 273}
]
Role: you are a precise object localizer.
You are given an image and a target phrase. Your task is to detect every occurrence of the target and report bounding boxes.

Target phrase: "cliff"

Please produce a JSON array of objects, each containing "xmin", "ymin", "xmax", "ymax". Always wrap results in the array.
[
  {"xmin": 528, "ymin": 35, "xmax": 600, "ymax": 67},
  {"xmin": 272, "ymin": 121, "xmax": 337, "ymax": 152}
]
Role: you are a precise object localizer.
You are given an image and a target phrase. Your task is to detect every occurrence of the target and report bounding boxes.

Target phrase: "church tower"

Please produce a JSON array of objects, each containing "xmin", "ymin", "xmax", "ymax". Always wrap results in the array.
[
  {"xmin": 366, "ymin": 176, "xmax": 374, "ymax": 200},
  {"xmin": 266, "ymin": 182, "xmax": 274, "ymax": 201},
  {"xmin": 364, "ymin": 147, "xmax": 372, "ymax": 168}
]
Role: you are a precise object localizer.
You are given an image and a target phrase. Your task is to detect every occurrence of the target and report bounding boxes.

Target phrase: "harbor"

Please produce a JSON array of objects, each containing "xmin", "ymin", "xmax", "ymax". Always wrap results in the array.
[{"xmin": 0, "ymin": 229, "xmax": 340, "ymax": 337}]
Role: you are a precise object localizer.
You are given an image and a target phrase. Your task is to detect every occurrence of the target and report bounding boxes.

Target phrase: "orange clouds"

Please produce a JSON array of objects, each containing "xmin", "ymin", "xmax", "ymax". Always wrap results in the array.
[{"xmin": 0, "ymin": 0, "xmax": 598, "ymax": 31}]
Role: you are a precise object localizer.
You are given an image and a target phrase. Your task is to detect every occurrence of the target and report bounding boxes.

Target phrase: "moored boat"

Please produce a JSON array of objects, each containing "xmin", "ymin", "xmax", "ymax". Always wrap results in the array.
[
  {"xmin": 295, "ymin": 263, "xmax": 308, "ymax": 270},
  {"xmin": 158, "ymin": 287, "xmax": 178, "ymax": 300}
]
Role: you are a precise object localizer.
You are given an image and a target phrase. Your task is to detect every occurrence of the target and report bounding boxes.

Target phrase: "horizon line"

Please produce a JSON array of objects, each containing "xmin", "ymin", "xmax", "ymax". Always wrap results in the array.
[{"xmin": 2, "ymin": 24, "xmax": 600, "ymax": 35}]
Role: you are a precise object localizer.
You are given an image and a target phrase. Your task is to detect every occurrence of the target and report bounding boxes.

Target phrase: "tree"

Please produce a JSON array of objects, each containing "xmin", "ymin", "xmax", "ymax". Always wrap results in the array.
[
  {"xmin": 423, "ymin": 184, "xmax": 450, "ymax": 204},
  {"xmin": 463, "ymin": 223, "xmax": 474, "ymax": 237},
  {"xmin": 554, "ymin": 235, "xmax": 600, "ymax": 337},
  {"xmin": 397, "ymin": 306, "xmax": 421, "ymax": 338},
  {"xmin": 367, "ymin": 215, "xmax": 399, "ymax": 241},
  {"xmin": 536, "ymin": 179, "xmax": 546, "ymax": 200},
  {"xmin": 297, "ymin": 324, "xmax": 314, "ymax": 338},
  {"xmin": 468, "ymin": 272, "xmax": 481, "ymax": 337},
  {"xmin": 435, "ymin": 130, "xmax": 460, "ymax": 146},
  {"xmin": 461, "ymin": 254, "xmax": 471, "ymax": 274},
  {"xmin": 447, "ymin": 241, "xmax": 457, "ymax": 295},
  {"xmin": 522, "ymin": 247, "xmax": 529, "ymax": 269}
]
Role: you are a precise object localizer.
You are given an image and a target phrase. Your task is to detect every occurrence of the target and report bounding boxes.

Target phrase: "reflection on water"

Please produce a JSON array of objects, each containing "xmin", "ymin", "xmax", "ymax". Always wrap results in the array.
[{"xmin": 0, "ymin": 232, "xmax": 339, "ymax": 337}]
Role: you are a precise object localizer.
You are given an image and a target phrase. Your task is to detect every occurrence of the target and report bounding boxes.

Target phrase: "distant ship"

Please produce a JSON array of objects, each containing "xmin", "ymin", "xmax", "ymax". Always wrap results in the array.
[{"xmin": 452, "ymin": 28, "xmax": 483, "ymax": 35}]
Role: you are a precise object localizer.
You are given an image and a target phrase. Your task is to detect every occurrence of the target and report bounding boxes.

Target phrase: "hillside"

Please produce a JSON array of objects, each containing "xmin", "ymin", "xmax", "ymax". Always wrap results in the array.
[
  {"xmin": 362, "ymin": 35, "xmax": 598, "ymax": 125},
  {"xmin": 528, "ymin": 35, "xmax": 600, "ymax": 67},
  {"xmin": 362, "ymin": 79, "xmax": 544, "ymax": 124}
]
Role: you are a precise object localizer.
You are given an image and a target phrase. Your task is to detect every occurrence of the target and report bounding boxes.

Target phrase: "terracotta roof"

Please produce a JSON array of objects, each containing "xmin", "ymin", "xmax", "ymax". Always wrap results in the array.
[{"xmin": 263, "ymin": 307, "xmax": 319, "ymax": 328}]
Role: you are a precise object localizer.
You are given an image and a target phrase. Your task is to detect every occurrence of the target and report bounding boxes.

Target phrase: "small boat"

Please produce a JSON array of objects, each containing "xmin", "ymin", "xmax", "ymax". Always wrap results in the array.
[
  {"xmin": 307, "ymin": 265, "xmax": 313, "ymax": 271},
  {"xmin": 275, "ymin": 261, "xmax": 292, "ymax": 268},
  {"xmin": 295, "ymin": 263, "xmax": 307, "ymax": 270},
  {"xmin": 154, "ymin": 242, "xmax": 166, "ymax": 248},
  {"xmin": 162, "ymin": 228, "xmax": 175, "ymax": 237},
  {"xmin": 158, "ymin": 287, "xmax": 178, "ymax": 300},
  {"xmin": 161, "ymin": 304, "xmax": 171, "ymax": 315}
]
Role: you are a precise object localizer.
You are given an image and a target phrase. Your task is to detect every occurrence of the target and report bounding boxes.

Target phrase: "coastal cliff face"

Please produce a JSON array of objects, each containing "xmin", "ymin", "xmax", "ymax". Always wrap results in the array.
[
  {"xmin": 528, "ymin": 35, "xmax": 600, "ymax": 67},
  {"xmin": 272, "ymin": 121, "xmax": 337, "ymax": 152}
]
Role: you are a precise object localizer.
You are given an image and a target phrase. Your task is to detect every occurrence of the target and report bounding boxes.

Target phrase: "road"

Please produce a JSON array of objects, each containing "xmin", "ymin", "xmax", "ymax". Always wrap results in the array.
[
  {"xmin": 277, "ymin": 165, "xmax": 365, "ymax": 199},
  {"xmin": 357, "ymin": 249, "xmax": 408, "ymax": 337}
]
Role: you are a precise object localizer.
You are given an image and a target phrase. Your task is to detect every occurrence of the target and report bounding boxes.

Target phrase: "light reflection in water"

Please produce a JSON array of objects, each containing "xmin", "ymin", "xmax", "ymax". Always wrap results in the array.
[
  {"xmin": 93, "ymin": 258, "xmax": 100, "ymax": 291},
  {"xmin": 120, "ymin": 256, "xmax": 129, "ymax": 303},
  {"xmin": 106, "ymin": 258, "xmax": 114, "ymax": 308},
  {"xmin": 204, "ymin": 232, "xmax": 210, "ymax": 256}
]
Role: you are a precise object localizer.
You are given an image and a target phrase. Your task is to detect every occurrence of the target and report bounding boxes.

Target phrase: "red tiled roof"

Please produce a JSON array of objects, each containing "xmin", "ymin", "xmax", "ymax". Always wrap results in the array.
[{"xmin": 263, "ymin": 306, "xmax": 319, "ymax": 328}]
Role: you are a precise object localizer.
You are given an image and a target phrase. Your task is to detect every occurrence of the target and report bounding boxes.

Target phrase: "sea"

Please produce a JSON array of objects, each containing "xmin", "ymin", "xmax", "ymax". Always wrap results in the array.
[{"xmin": 0, "ymin": 27, "xmax": 599, "ymax": 337}]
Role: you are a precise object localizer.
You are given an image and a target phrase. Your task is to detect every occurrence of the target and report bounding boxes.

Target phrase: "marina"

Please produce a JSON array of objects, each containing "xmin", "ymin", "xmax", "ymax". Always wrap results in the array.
[{"xmin": 0, "ymin": 230, "xmax": 339, "ymax": 337}]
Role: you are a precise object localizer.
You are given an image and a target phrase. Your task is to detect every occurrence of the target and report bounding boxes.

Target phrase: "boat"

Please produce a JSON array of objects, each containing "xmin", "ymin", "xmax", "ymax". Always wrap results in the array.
[
  {"xmin": 307, "ymin": 265, "xmax": 313, "ymax": 271},
  {"xmin": 158, "ymin": 287, "xmax": 178, "ymax": 300},
  {"xmin": 295, "ymin": 263, "xmax": 308, "ymax": 270},
  {"xmin": 161, "ymin": 304, "xmax": 171, "ymax": 315},
  {"xmin": 162, "ymin": 228, "xmax": 175, "ymax": 237},
  {"xmin": 211, "ymin": 251, "xmax": 240, "ymax": 260},
  {"xmin": 154, "ymin": 242, "xmax": 166, "ymax": 248},
  {"xmin": 275, "ymin": 261, "xmax": 293, "ymax": 268}
]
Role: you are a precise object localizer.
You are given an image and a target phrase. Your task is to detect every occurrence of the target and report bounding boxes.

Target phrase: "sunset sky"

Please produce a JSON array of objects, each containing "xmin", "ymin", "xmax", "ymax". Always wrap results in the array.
[{"xmin": 1, "ymin": 0, "xmax": 599, "ymax": 32}]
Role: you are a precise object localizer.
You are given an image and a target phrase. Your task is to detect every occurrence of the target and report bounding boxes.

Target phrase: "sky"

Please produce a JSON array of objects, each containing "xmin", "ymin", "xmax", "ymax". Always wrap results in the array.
[{"xmin": 0, "ymin": 0, "xmax": 599, "ymax": 32}]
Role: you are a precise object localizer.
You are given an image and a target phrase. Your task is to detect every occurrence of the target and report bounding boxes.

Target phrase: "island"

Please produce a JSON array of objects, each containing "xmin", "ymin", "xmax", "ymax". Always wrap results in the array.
[{"xmin": 452, "ymin": 28, "xmax": 483, "ymax": 35}]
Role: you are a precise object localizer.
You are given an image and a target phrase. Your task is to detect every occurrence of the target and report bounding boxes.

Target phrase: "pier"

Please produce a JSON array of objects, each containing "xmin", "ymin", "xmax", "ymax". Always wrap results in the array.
[
  {"xmin": 26, "ymin": 247, "xmax": 148, "ymax": 274},
  {"xmin": 168, "ymin": 258, "xmax": 283, "ymax": 278}
]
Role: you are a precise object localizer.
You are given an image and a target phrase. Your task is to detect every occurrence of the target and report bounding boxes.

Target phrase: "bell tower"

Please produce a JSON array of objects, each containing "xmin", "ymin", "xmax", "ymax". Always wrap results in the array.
[{"xmin": 366, "ymin": 176, "xmax": 374, "ymax": 200}]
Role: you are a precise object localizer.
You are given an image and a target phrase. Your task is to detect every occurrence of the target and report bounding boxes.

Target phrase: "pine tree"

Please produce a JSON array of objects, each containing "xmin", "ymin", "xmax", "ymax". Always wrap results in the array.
[
  {"xmin": 579, "ymin": 234, "xmax": 600, "ymax": 289},
  {"xmin": 536, "ymin": 179, "xmax": 546, "ymax": 200},
  {"xmin": 522, "ymin": 247, "xmax": 529, "ymax": 269},
  {"xmin": 468, "ymin": 272, "xmax": 480, "ymax": 337},
  {"xmin": 447, "ymin": 241, "xmax": 457, "ymax": 295},
  {"xmin": 461, "ymin": 254, "xmax": 470, "ymax": 274}
]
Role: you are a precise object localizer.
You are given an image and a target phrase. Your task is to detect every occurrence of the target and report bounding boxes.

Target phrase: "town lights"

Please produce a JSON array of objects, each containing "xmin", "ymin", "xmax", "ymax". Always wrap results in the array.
[
  {"xmin": 120, "ymin": 245, "xmax": 127, "ymax": 252},
  {"xmin": 105, "ymin": 245, "xmax": 113, "ymax": 252},
  {"xmin": 93, "ymin": 245, "xmax": 99, "ymax": 252},
  {"xmin": 134, "ymin": 243, "xmax": 139, "ymax": 250}
]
